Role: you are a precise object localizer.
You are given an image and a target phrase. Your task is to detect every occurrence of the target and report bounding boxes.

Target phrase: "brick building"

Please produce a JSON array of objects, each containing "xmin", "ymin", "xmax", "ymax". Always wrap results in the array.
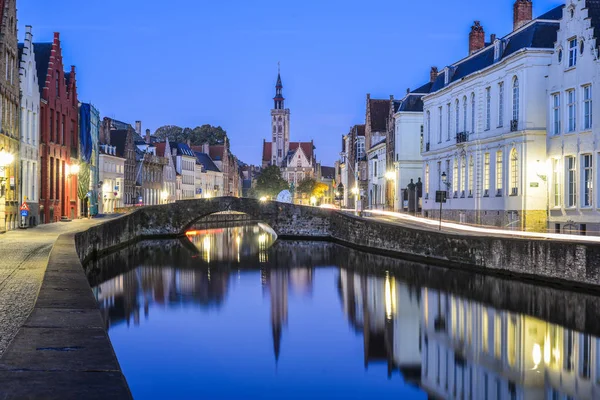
[
  {"xmin": 35, "ymin": 33, "xmax": 79, "ymax": 223},
  {"xmin": 0, "ymin": 0, "xmax": 20, "ymax": 231},
  {"xmin": 99, "ymin": 118, "xmax": 136, "ymax": 206}
]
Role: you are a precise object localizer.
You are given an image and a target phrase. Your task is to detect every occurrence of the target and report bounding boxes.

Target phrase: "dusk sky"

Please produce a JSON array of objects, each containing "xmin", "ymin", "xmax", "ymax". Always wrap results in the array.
[{"xmin": 18, "ymin": 0, "xmax": 563, "ymax": 167}]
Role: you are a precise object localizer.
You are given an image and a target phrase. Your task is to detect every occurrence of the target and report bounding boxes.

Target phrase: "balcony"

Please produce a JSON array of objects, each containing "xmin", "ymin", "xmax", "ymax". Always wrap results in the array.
[
  {"xmin": 510, "ymin": 119, "xmax": 519, "ymax": 132},
  {"xmin": 456, "ymin": 132, "xmax": 468, "ymax": 144}
]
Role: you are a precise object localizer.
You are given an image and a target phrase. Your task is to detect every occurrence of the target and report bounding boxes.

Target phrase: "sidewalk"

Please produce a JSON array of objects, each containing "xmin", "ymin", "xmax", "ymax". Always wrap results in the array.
[{"xmin": 0, "ymin": 217, "xmax": 114, "ymax": 357}]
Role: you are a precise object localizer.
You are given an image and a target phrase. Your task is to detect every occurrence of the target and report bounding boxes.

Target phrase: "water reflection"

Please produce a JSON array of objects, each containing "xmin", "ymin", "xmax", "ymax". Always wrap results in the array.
[{"xmin": 87, "ymin": 225, "xmax": 600, "ymax": 399}]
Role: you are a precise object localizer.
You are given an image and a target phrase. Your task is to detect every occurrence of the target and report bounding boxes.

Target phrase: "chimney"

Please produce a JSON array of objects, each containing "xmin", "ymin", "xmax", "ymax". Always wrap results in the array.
[
  {"xmin": 406, "ymin": 88, "xmax": 410, "ymax": 95},
  {"xmin": 430, "ymin": 66, "xmax": 439, "ymax": 83},
  {"xmin": 469, "ymin": 21, "xmax": 485, "ymax": 55},
  {"xmin": 145, "ymin": 129, "xmax": 151, "ymax": 144},
  {"xmin": 490, "ymin": 33, "xmax": 496, "ymax": 43},
  {"xmin": 203, "ymin": 143, "xmax": 210, "ymax": 154},
  {"xmin": 513, "ymin": 0, "xmax": 533, "ymax": 31},
  {"xmin": 135, "ymin": 121, "xmax": 142, "ymax": 135}
]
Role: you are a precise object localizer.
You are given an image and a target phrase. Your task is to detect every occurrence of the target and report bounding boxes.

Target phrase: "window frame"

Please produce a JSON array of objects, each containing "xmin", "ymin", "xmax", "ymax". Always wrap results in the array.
[
  {"xmin": 569, "ymin": 37, "xmax": 578, "ymax": 68},
  {"xmin": 584, "ymin": 85, "xmax": 592, "ymax": 131},
  {"xmin": 568, "ymin": 89, "xmax": 577, "ymax": 132},
  {"xmin": 552, "ymin": 93, "xmax": 561, "ymax": 135},
  {"xmin": 567, "ymin": 155, "xmax": 577, "ymax": 208},
  {"xmin": 496, "ymin": 150, "xmax": 503, "ymax": 196},
  {"xmin": 498, "ymin": 81, "xmax": 504, "ymax": 127}
]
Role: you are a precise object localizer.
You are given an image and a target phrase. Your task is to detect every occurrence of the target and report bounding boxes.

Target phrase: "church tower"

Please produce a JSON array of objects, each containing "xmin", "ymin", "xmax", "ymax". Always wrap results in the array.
[{"xmin": 271, "ymin": 65, "xmax": 290, "ymax": 167}]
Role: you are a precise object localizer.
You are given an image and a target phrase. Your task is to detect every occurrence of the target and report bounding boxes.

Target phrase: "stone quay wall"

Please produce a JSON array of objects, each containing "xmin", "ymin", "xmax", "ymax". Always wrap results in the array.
[{"xmin": 75, "ymin": 197, "xmax": 600, "ymax": 290}]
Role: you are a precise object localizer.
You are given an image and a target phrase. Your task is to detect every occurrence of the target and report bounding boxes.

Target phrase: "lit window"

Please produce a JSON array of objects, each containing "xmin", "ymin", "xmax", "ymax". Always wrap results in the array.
[
  {"xmin": 553, "ymin": 159, "xmax": 561, "ymax": 207},
  {"xmin": 425, "ymin": 163, "xmax": 430, "ymax": 196},
  {"xmin": 484, "ymin": 153, "xmax": 490, "ymax": 195},
  {"xmin": 496, "ymin": 151, "xmax": 503, "ymax": 195},
  {"xmin": 460, "ymin": 155, "xmax": 466, "ymax": 196},
  {"xmin": 567, "ymin": 156, "xmax": 577, "ymax": 207},
  {"xmin": 453, "ymin": 158, "xmax": 458, "ymax": 196},
  {"xmin": 583, "ymin": 154, "xmax": 593, "ymax": 207},
  {"xmin": 510, "ymin": 148, "xmax": 518, "ymax": 196}
]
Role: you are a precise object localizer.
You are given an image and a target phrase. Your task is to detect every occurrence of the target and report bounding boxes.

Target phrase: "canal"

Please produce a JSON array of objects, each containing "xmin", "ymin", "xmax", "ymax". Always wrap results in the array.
[{"xmin": 85, "ymin": 221, "xmax": 600, "ymax": 400}]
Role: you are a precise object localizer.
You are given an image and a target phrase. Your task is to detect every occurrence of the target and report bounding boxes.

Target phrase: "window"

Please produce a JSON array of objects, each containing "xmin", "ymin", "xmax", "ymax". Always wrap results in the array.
[
  {"xmin": 569, "ymin": 38, "xmax": 577, "ymax": 67},
  {"xmin": 485, "ymin": 87, "xmax": 491, "ymax": 130},
  {"xmin": 552, "ymin": 93, "xmax": 561, "ymax": 135},
  {"xmin": 468, "ymin": 156, "xmax": 474, "ymax": 196},
  {"xmin": 471, "ymin": 93, "xmax": 476, "ymax": 133},
  {"xmin": 455, "ymin": 99, "xmax": 460, "ymax": 134},
  {"xmin": 567, "ymin": 156, "xmax": 577, "ymax": 207},
  {"xmin": 512, "ymin": 77, "xmax": 519, "ymax": 123},
  {"xmin": 583, "ymin": 154, "xmax": 593, "ymax": 207},
  {"xmin": 510, "ymin": 148, "xmax": 518, "ymax": 196},
  {"xmin": 553, "ymin": 159, "xmax": 561, "ymax": 207},
  {"xmin": 484, "ymin": 153, "xmax": 490, "ymax": 195},
  {"xmin": 463, "ymin": 96, "xmax": 467, "ymax": 133},
  {"xmin": 568, "ymin": 90, "xmax": 577, "ymax": 132},
  {"xmin": 581, "ymin": 40, "xmax": 585, "ymax": 56},
  {"xmin": 438, "ymin": 106, "xmax": 443, "ymax": 143},
  {"xmin": 460, "ymin": 155, "xmax": 466, "ymax": 196},
  {"xmin": 426, "ymin": 111, "xmax": 431, "ymax": 143},
  {"xmin": 496, "ymin": 151, "xmax": 503, "ymax": 195},
  {"xmin": 584, "ymin": 85, "xmax": 592, "ymax": 130},
  {"xmin": 453, "ymin": 158, "xmax": 458, "ymax": 196},
  {"xmin": 425, "ymin": 164, "xmax": 430, "ymax": 196},
  {"xmin": 558, "ymin": 49, "xmax": 563, "ymax": 63},
  {"xmin": 498, "ymin": 82, "xmax": 504, "ymax": 127},
  {"xmin": 447, "ymin": 103, "xmax": 451, "ymax": 140}
]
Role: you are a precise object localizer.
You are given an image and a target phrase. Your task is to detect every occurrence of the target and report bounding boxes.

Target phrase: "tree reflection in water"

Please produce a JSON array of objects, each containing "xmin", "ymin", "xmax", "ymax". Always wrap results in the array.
[{"xmin": 86, "ymin": 224, "xmax": 600, "ymax": 400}]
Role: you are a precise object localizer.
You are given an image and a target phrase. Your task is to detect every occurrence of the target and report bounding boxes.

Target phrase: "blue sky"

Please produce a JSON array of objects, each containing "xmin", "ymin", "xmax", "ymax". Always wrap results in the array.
[{"xmin": 18, "ymin": 0, "xmax": 563, "ymax": 167}]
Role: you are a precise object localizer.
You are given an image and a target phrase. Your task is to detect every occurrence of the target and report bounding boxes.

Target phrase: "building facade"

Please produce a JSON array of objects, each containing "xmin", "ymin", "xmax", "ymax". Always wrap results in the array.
[
  {"xmin": 365, "ymin": 95, "xmax": 391, "ymax": 209},
  {"xmin": 195, "ymin": 151, "xmax": 224, "ymax": 198},
  {"xmin": 420, "ymin": 6, "xmax": 560, "ymax": 231},
  {"xmin": 99, "ymin": 144, "xmax": 124, "ymax": 213},
  {"xmin": 546, "ymin": 0, "xmax": 600, "ymax": 235},
  {"xmin": 340, "ymin": 124, "xmax": 366, "ymax": 209},
  {"xmin": 155, "ymin": 139, "xmax": 177, "ymax": 203},
  {"xmin": 35, "ymin": 32, "xmax": 79, "ymax": 223},
  {"xmin": 100, "ymin": 118, "xmax": 136, "ymax": 206},
  {"xmin": 172, "ymin": 142, "xmax": 196, "ymax": 200},
  {"xmin": 368, "ymin": 140, "xmax": 387, "ymax": 209},
  {"xmin": 0, "ymin": 0, "xmax": 20, "ymax": 231},
  {"xmin": 79, "ymin": 103, "xmax": 100, "ymax": 216},
  {"xmin": 18, "ymin": 25, "xmax": 40, "ymax": 227}
]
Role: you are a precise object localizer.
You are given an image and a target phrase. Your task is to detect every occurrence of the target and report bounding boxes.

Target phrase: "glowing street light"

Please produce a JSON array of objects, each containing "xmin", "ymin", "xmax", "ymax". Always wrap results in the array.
[
  {"xmin": 161, "ymin": 190, "xmax": 169, "ymax": 203},
  {"xmin": 67, "ymin": 163, "xmax": 80, "ymax": 176},
  {"xmin": 259, "ymin": 196, "xmax": 268, "ymax": 202},
  {"xmin": 310, "ymin": 196, "xmax": 317, "ymax": 206},
  {"xmin": 385, "ymin": 171, "xmax": 396, "ymax": 181},
  {"xmin": 0, "ymin": 149, "xmax": 14, "ymax": 167}
]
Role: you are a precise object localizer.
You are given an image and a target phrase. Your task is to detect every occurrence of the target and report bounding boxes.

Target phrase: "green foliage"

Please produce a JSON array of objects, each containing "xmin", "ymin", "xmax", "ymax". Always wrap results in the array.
[
  {"xmin": 77, "ymin": 162, "xmax": 90, "ymax": 201},
  {"xmin": 254, "ymin": 166, "xmax": 289, "ymax": 199},
  {"xmin": 296, "ymin": 177, "xmax": 316, "ymax": 196},
  {"xmin": 312, "ymin": 182, "xmax": 330, "ymax": 199},
  {"xmin": 154, "ymin": 124, "xmax": 229, "ymax": 147}
]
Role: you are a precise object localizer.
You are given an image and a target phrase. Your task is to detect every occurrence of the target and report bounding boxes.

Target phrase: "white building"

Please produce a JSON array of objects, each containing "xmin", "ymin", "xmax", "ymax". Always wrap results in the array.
[
  {"xmin": 172, "ymin": 142, "xmax": 196, "ymax": 200},
  {"xmin": 421, "ymin": 5, "xmax": 560, "ymax": 231},
  {"xmin": 194, "ymin": 151, "xmax": 224, "ymax": 199},
  {"xmin": 392, "ymin": 86, "xmax": 430, "ymax": 211},
  {"xmin": 546, "ymin": 0, "xmax": 600, "ymax": 235},
  {"xmin": 18, "ymin": 26, "xmax": 40, "ymax": 226},
  {"xmin": 99, "ymin": 144, "xmax": 125, "ymax": 213},
  {"xmin": 368, "ymin": 140, "xmax": 386, "ymax": 209},
  {"xmin": 155, "ymin": 140, "xmax": 176, "ymax": 204}
]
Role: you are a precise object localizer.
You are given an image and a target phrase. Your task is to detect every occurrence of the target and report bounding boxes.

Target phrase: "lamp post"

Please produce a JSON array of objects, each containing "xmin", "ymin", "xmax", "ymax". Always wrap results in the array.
[{"xmin": 440, "ymin": 172, "xmax": 447, "ymax": 231}]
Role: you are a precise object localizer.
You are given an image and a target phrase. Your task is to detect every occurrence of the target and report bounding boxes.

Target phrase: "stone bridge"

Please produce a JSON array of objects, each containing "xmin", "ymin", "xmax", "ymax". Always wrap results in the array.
[{"xmin": 75, "ymin": 197, "xmax": 600, "ymax": 290}]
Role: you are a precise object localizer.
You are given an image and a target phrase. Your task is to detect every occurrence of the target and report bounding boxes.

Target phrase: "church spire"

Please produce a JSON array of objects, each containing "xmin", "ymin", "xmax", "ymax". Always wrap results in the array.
[{"xmin": 274, "ymin": 62, "xmax": 284, "ymax": 110}]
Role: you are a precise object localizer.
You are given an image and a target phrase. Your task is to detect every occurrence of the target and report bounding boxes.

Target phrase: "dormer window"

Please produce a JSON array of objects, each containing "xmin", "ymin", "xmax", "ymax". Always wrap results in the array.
[
  {"xmin": 443, "ymin": 67, "xmax": 450, "ymax": 85},
  {"xmin": 493, "ymin": 40, "xmax": 502, "ymax": 62}
]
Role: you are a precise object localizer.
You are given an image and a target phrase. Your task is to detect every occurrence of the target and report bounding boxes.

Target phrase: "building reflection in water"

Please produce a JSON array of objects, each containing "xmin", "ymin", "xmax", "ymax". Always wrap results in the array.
[{"xmin": 91, "ymin": 236, "xmax": 600, "ymax": 399}]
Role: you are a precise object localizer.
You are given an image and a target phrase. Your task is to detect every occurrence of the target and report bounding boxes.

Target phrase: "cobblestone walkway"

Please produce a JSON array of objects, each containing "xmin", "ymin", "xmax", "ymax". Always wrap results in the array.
[{"xmin": 0, "ymin": 218, "xmax": 109, "ymax": 357}]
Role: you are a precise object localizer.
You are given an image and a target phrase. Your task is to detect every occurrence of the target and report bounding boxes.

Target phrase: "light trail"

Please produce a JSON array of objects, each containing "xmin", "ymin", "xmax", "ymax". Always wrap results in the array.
[{"xmin": 341, "ymin": 208, "xmax": 600, "ymax": 243}]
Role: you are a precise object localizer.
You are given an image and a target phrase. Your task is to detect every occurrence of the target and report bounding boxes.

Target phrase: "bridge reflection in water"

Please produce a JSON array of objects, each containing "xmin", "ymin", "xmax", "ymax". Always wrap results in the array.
[{"xmin": 86, "ymin": 223, "xmax": 600, "ymax": 400}]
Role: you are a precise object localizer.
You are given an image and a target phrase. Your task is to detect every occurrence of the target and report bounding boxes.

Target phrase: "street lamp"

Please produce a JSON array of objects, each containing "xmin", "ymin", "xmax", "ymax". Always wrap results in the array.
[
  {"xmin": 310, "ymin": 196, "xmax": 317, "ymax": 206},
  {"xmin": 67, "ymin": 163, "xmax": 80, "ymax": 176},
  {"xmin": 161, "ymin": 190, "xmax": 169, "ymax": 203}
]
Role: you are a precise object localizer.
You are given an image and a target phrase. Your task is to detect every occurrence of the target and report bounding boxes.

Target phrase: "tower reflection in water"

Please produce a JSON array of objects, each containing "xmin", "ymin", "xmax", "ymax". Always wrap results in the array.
[{"xmin": 91, "ymin": 233, "xmax": 600, "ymax": 400}]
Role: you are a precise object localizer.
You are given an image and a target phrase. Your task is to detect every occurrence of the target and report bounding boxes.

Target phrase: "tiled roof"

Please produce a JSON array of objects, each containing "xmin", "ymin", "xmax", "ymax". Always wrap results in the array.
[
  {"xmin": 320, "ymin": 166, "xmax": 335, "ymax": 179},
  {"xmin": 110, "ymin": 130, "xmax": 128, "ymax": 158},
  {"xmin": 411, "ymin": 82, "xmax": 433, "ymax": 95},
  {"xmin": 398, "ymin": 94, "xmax": 425, "ymax": 112},
  {"xmin": 155, "ymin": 142, "xmax": 167, "ymax": 157},
  {"xmin": 262, "ymin": 141, "xmax": 271, "ymax": 162},
  {"xmin": 290, "ymin": 142, "xmax": 314, "ymax": 160},
  {"xmin": 586, "ymin": 1, "xmax": 600, "ymax": 48},
  {"xmin": 392, "ymin": 100, "xmax": 402, "ymax": 113},
  {"xmin": 33, "ymin": 42, "xmax": 52, "ymax": 93},
  {"xmin": 356, "ymin": 124, "xmax": 365, "ymax": 137},
  {"xmin": 209, "ymin": 145, "xmax": 224, "ymax": 161},
  {"xmin": 195, "ymin": 152, "xmax": 221, "ymax": 172},
  {"xmin": 429, "ymin": 16, "xmax": 561, "ymax": 93},
  {"xmin": 368, "ymin": 99, "xmax": 390, "ymax": 132}
]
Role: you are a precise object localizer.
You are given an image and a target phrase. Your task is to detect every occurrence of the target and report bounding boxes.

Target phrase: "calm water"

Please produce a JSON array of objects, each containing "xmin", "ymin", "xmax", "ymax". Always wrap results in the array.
[{"xmin": 86, "ymin": 222, "xmax": 600, "ymax": 400}]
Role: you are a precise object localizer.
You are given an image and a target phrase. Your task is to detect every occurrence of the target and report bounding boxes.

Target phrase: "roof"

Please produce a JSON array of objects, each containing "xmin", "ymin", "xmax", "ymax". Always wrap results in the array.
[
  {"xmin": 195, "ymin": 152, "xmax": 221, "ymax": 172},
  {"xmin": 356, "ymin": 124, "xmax": 365, "ymax": 137},
  {"xmin": 289, "ymin": 142, "xmax": 314, "ymax": 160},
  {"xmin": 392, "ymin": 100, "xmax": 402, "ymax": 113},
  {"xmin": 155, "ymin": 142, "xmax": 167, "ymax": 157},
  {"xmin": 110, "ymin": 130, "xmax": 129, "ymax": 158},
  {"xmin": 398, "ymin": 94, "xmax": 425, "ymax": 113},
  {"xmin": 411, "ymin": 82, "xmax": 433, "ymax": 95},
  {"xmin": 586, "ymin": 1, "xmax": 600, "ymax": 48},
  {"xmin": 17, "ymin": 43, "xmax": 23, "ymax": 61},
  {"xmin": 111, "ymin": 119, "xmax": 132, "ymax": 131},
  {"xmin": 368, "ymin": 99, "xmax": 390, "ymax": 132},
  {"xmin": 538, "ymin": 4, "xmax": 564, "ymax": 20},
  {"xmin": 33, "ymin": 42, "xmax": 52, "ymax": 93},
  {"xmin": 320, "ymin": 166, "xmax": 335, "ymax": 179},
  {"xmin": 172, "ymin": 142, "xmax": 195, "ymax": 157},
  {"xmin": 262, "ymin": 141, "xmax": 271, "ymax": 162},
  {"xmin": 429, "ymin": 14, "xmax": 561, "ymax": 93},
  {"xmin": 209, "ymin": 145, "xmax": 224, "ymax": 161}
]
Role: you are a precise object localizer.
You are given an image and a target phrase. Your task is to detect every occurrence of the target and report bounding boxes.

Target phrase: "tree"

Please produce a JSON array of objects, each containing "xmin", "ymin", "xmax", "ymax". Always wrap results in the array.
[
  {"xmin": 154, "ymin": 124, "xmax": 228, "ymax": 147},
  {"xmin": 296, "ymin": 177, "xmax": 316, "ymax": 197},
  {"xmin": 312, "ymin": 182, "xmax": 329, "ymax": 199},
  {"xmin": 254, "ymin": 166, "xmax": 289, "ymax": 199}
]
